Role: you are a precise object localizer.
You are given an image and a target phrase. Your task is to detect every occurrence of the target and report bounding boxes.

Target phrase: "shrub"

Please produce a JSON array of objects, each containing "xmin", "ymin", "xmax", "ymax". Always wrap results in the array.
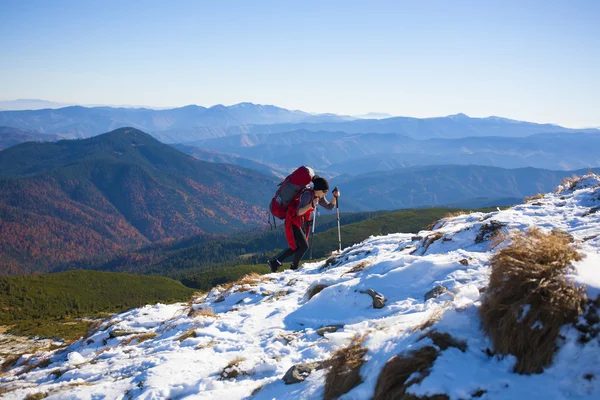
[
  {"xmin": 323, "ymin": 335, "xmax": 368, "ymax": 400},
  {"xmin": 373, "ymin": 346, "xmax": 444, "ymax": 400},
  {"xmin": 479, "ymin": 228, "xmax": 586, "ymax": 374}
]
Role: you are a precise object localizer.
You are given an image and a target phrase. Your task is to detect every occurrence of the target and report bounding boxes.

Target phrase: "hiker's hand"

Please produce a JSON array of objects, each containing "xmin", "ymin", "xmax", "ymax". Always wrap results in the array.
[
  {"xmin": 333, "ymin": 189, "xmax": 340, "ymax": 198},
  {"xmin": 312, "ymin": 197, "xmax": 320, "ymax": 207}
]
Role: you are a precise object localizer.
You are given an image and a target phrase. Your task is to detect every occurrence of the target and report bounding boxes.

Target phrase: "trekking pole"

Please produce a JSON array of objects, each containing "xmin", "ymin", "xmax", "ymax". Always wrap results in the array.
[
  {"xmin": 309, "ymin": 207, "xmax": 317, "ymax": 260},
  {"xmin": 334, "ymin": 187, "xmax": 341, "ymax": 252}
]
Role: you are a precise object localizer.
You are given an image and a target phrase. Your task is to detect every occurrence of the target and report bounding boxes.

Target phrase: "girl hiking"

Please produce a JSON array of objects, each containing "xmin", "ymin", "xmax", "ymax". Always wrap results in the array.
[{"xmin": 268, "ymin": 176, "xmax": 339, "ymax": 272}]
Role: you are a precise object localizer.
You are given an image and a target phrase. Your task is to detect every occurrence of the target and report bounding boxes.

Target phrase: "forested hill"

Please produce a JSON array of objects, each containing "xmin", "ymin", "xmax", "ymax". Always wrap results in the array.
[{"xmin": 0, "ymin": 128, "xmax": 277, "ymax": 274}]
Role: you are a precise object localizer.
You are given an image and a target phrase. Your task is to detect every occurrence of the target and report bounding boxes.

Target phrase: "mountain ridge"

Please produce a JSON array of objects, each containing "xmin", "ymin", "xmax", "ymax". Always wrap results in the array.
[{"xmin": 0, "ymin": 128, "xmax": 277, "ymax": 274}]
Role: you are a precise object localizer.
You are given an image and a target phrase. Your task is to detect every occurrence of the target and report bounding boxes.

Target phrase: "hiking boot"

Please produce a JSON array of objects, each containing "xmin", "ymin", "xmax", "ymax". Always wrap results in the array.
[
  {"xmin": 268, "ymin": 259, "xmax": 282, "ymax": 273},
  {"xmin": 290, "ymin": 263, "xmax": 300, "ymax": 270}
]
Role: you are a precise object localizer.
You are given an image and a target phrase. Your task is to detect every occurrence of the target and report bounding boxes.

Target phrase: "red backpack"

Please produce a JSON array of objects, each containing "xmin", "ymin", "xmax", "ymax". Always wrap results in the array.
[{"xmin": 269, "ymin": 166, "xmax": 315, "ymax": 220}]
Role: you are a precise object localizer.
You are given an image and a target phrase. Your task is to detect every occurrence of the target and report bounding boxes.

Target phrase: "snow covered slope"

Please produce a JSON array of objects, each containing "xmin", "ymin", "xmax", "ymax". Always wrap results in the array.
[{"xmin": 2, "ymin": 176, "xmax": 600, "ymax": 399}]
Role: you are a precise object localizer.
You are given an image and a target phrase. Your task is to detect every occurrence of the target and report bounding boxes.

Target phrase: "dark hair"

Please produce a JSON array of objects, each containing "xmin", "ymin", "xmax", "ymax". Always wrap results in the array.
[{"xmin": 312, "ymin": 176, "xmax": 330, "ymax": 192}]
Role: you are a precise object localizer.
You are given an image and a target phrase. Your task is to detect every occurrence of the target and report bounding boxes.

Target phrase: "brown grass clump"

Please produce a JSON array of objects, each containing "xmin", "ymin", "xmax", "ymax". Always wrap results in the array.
[
  {"xmin": 475, "ymin": 221, "xmax": 505, "ymax": 244},
  {"xmin": 557, "ymin": 175, "xmax": 583, "ymax": 192},
  {"xmin": 479, "ymin": 227, "xmax": 586, "ymax": 374},
  {"xmin": 20, "ymin": 357, "xmax": 52, "ymax": 375},
  {"xmin": 416, "ymin": 307, "xmax": 447, "ymax": 331},
  {"xmin": 24, "ymin": 393, "xmax": 47, "ymax": 400},
  {"xmin": 196, "ymin": 339, "xmax": 219, "ymax": 350},
  {"xmin": 120, "ymin": 332, "xmax": 159, "ymax": 346},
  {"xmin": 188, "ymin": 306, "xmax": 217, "ymax": 318},
  {"xmin": 1, "ymin": 354, "xmax": 22, "ymax": 372},
  {"xmin": 341, "ymin": 260, "xmax": 372, "ymax": 277},
  {"xmin": 373, "ymin": 346, "xmax": 444, "ymax": 400},
  {"xmin": 266, "ymin": 290, "xmax": 290, "ymax": 302},
  {"xmin": 321, "ymin": 256, "xmax": 339, "ymax": 271},
  {"xmin": 219, "ymin": 357, "xmax": 246, "ymax": 380},
  {"xmin": 418, "ymin": 331, "xmax": 467, "ymax": 352},
  {"xmin": 525, "ymin": 193, "xmax": 545, "ymax": 203},
  {"xmin": 323, "ymin": 335, "xmax": 368, "ymax": 400},
  {"xmin": 177, "ymin": 328, "xmax": 198, "ymax": 342},
  {"xmin": 81, "ymin": 320, "xmax": 103, "ymax": 341},
  {"xmin": 306, "ymin": 284, "xmax": 329, "ymax": 300},
  {"xmin": 443, "ymin": 210, "xmax": 470, "ymax": 219}
]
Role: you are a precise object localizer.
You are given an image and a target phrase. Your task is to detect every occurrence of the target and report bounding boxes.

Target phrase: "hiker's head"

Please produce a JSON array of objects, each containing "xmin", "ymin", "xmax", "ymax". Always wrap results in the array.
[{"xmin": 312, "ymin": 176, "xmax": 329, "ymax": 198}]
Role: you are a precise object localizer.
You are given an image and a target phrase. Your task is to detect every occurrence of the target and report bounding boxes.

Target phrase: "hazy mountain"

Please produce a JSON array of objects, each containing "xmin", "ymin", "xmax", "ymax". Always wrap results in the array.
[
  {"xmin": 172, "ymin": 144, "xmax": 286, "ymax": 178},
  {"xmin": 0, "ymin": 126, "xmax": 64, "ymax": 150},
  {"xmin": 0, "ymin": 99, "xmax": 69, "ymax": 110},
  {"xmin": 354, "ymin": 112, "xmax": 395, "ymax": 119},
  {"xmin": 186, "ymin": 131, "xmax": 600, "ymax": 172},
  {"xmin": 1, "ymin": 106, "xmax": 595, "ymax": 143},
  {"xmin": 0, "ymin": 128, "xmax": 277, "ymax": 273},
  {"xmin": 335, "ymin": 165, "xmax": 600, "ymax": 210},
  {"xmin": 0, "ymin": 103, "xmax": 353, "ymax": 140},
  {"xmin": 213, "ymin": 113, "xmax": 596, "ymax": 139}
]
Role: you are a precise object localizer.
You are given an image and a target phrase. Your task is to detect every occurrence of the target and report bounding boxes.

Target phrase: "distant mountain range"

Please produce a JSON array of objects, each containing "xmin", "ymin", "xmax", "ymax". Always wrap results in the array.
[
  {"xmin": 0, "ymin": 103, "xmax": 353, "ymax": 141},
  {"xmin": 0, "ymin": 128, "xmax": 277, "ymax": 274},
  {"xmin": 0, "ymin": 99, "xmax": 69, "ymax": 110},
  {"xmin": 183, "ymin": 130, "xmax": 600, "ymax": 172},
  {"xmin": 0, "ymin": 126, "xmax": 64, "ymax": 150},
  {"xmin": 0, "ymin": 104, "xmax": 595, "ymax": 144},
  {"xmin": 335, "ymin": 165, "xmax": 600, "ymax": 210}
]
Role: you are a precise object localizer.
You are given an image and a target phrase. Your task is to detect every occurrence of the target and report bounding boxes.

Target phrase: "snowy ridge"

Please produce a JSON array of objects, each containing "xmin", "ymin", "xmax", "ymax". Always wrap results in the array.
[{"xmin": 2, "ymin": 176, "xmax": 600, "ymax": 399}]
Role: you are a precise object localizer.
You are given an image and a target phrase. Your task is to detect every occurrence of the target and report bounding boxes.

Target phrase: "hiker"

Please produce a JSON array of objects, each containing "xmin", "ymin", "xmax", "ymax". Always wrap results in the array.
[{"xmin": 268, "ymin": 176, "xmax": 339, "ymax": 272}]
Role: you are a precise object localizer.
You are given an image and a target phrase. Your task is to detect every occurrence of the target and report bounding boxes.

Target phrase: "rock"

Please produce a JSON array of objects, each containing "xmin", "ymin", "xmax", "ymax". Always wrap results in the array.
[
  {"xmin": 459, "ymin": 259, "xmax": 469, "ymax": 266},
  {"xmin": 361, "ymin": 288, "xmax": 386, "ymax": 309},
  {"xmin": 411, "ymin": 236, "xmax": 423, "ymax": 241},
  {"xmin": 424, "ymin": 285, "xmax": 448, "ymax": 301},
  {"xmin": 283, "ymin": 362, "xmax": 321, "ymax": 384},
  {"xmin": 317, "ymin": 325, "xmax": 344, "ymax": 336},
  {"xmin": 551, "ymin": 228, "xmax": 575, "ymax": 243},
  {"xmin": 109, "ymin": 330, "xmax": 140, "ymax": 338}
]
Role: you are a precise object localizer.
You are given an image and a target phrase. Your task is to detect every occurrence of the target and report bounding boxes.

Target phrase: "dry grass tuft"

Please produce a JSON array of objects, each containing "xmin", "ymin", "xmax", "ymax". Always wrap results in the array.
[
  {"xmin": 266, "ymin": 290, "xmax": 290, "ymax": 302},
  {"xmin": 323, "ymin": 335, "xmax": 368, "ymax": 400},
  {"xmin": 557, "ymin": 175, "xmax": 583, "ymax": 192},
  {"xmin": 443, "ymin": 210, "xmax": 470, "ymax": 219},
  {"xmin": 341, "ymin": 260, "xmax": 372, "ymax": 276},
  {"xmin": 49, "ymin": 368, "xmax": 66, "ymax": 379},
  {"xmin": 196, "ymin": 339, "xmax": 219, "ymax": 350},
  {"xmin": 188, "ymin": 306, "xmax": 217, "ymax": 318},
  {"xmin": 307, "ymin": 284, "xmax": 329, "ymax": 300},
  {"xmin": 251, "ymin": 384, "xmax": 264, "ymax": 396},
  {"xmin": 418, "ymin": 331, "xmax": 467, "ymax": 352},
  {"xmin": 219, "ymin": 357, "xmax": 246, "ymax": 380},
  {"xmin": 81, "ymin": 320, "xmax": 104, "ymax": 341},
  {"xmin": 415, "ymin": 307, "xmax": 447, "ymax": 331},
  {"xmin": 479, "ymin": 227, "xmax": 586, "ymax": 374},
  {"xmin": 24, "ymin": 393, "xmax": 47, "ymax": 400},
  {"xmin": 525, "ymin": 193, "xmax": 545, "ymax": 203},
  {"xmin": 120, "ymin": 332, "xmax": 159, "ymax": 346},
  {"xmin": 1, "ymin": 354, "xmax": 22, "ymax": 372},
  {"xmin": 373, "ymin": 346, "xmax": 444, "ymax": 400},
  {"xmin": 475, "ymin": 221, "xmax": 506, "ymax": 244},
  {"xmin": 20, "ymin": 357, "xmax": 52, "ymax": 375},
  {"xmin": 321, "ymin": 256, "xmax": 339, "ymax": 271},
  {"xmin": 217, "ymin": 273, "xmax": 272, "ymax": 294},
  {"xmin": 177, "ymin": 328, "xmax": 198, "ymax": 342}
]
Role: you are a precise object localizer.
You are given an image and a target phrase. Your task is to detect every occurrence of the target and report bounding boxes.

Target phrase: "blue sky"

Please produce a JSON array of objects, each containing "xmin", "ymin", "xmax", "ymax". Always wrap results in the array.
[{"xmin": 1, "ymin": 0, "xmax": 599, "ymax": 127}]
